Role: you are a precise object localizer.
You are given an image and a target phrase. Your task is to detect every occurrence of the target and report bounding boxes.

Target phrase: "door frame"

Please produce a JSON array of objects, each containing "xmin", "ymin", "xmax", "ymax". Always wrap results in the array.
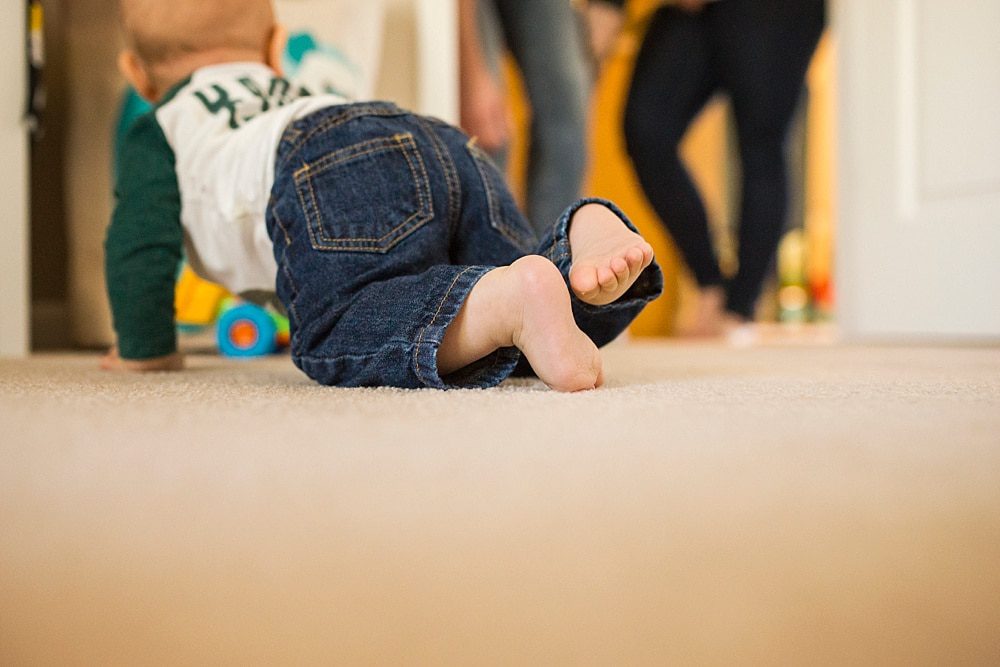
[{"xmin": 0, "ymin": 0, "xmax": 29, "ymax": 357}]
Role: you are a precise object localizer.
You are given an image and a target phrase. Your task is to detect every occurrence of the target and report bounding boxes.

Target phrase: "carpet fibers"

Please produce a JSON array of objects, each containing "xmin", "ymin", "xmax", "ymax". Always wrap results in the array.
[{"xmin": 2, "ymin": 341, "xmax": 999, "ymax": 664}]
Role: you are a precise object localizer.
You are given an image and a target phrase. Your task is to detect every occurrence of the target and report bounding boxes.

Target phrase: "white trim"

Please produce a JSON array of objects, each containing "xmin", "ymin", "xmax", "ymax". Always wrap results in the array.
[
  {"xmin": 0, "ymin": 0, "xmax": 29, "ymax": 357},
  {"xmin": 415, "ymin": 0, "xmax": 458, "ymax": 123}
]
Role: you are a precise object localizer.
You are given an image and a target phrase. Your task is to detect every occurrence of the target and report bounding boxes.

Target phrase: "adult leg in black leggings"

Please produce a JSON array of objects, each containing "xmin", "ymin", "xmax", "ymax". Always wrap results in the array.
[
  {"xmin": 623, "ymin": 0, "xmax": 825, "ymax": 329},
  {"xmin": 712, "ymin": 0, "xmax": 826, "ymax": 319},
  {"xmin": 624, "ymin": 7, "xmax": 724, "ymax": 298}
]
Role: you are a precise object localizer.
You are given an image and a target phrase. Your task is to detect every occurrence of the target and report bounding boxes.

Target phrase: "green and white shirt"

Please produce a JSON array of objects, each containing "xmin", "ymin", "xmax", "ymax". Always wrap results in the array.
[{"xmin": 106, "ymin": 62, "xmax": 345, "ymax": 359}]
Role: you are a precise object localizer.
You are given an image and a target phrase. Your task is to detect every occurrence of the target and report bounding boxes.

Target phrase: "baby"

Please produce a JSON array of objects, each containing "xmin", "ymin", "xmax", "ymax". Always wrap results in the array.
[{"xmin": 103, "ymin": 0, "xmax": 663, "ymax": 391}]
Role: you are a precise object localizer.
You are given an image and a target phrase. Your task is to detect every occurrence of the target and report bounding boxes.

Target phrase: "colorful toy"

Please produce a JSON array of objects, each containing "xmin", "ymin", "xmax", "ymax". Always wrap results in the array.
[
  {"xmin": 174, "ymin": 264, "xmax": 229, "ymax": 328},
  {"xmin": 216, "ymin": 301, "xmax": 291, "ymax": 357},
  {"xmin": 174, "ymin": 266, "xmax": 289, "ymax": 358}
]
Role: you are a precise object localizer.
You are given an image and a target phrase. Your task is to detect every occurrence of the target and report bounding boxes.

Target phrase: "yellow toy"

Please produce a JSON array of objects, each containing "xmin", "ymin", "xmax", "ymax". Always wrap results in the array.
[
  {"xmin": 174, "ymin": 265, "xmax": 230, "ymax": 326},
  {"xmin": 174, "ymin": 265, "xmax": 290, "ymax": 357}
]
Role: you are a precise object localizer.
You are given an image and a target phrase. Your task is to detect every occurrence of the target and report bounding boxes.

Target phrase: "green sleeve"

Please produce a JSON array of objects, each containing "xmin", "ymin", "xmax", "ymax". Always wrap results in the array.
[{"xmin": 104, "ymin": 112, "xmax": 183, "ymax": 360}]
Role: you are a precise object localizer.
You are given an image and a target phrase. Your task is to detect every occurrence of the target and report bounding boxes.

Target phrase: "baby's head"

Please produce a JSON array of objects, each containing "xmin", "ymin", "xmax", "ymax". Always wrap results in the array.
[{"xmin": 119, "ymin": 0, "xmax": 285, "ymax": 101}]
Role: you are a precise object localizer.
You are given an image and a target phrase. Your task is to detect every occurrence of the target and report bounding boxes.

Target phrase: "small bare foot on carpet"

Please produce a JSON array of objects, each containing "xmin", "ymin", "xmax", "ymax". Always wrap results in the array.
[
  {"xmin": 568, "ymin": 203, "xmax": 655, "ymax": 306},
  {"xmin": 439, "ymin": 256, "xmax": 603, "ymax": 392}
]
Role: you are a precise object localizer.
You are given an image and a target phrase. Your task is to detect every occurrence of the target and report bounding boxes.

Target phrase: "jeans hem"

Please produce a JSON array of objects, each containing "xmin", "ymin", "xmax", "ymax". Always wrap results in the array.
[
  {"xmin": 543, "ymin": 196, "xmax": 641, "ymax": 266},
  {"xmin": 411, "ymin": 266, "xmax": 522, "ymax": 389},
  {"xmin": 544, "ymin": 197, "xmax": 665, "ymax": 313}
]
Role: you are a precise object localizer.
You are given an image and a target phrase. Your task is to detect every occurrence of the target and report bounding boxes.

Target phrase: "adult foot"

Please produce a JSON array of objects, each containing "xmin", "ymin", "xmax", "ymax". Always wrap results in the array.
[
  {"xmin": 439, "ymin": 256, "xmax": 603, "ymax": 391},
  {"xmin": 568, "ymin": 203, "xmax": 655, "ymax": 306},
  {"xmin": 722, "ymin": 313, "xmax": 759, "ymax": 347},
  {"xmin": 677, "ymin": 286, "xmax": 726, "ymax": 337}
]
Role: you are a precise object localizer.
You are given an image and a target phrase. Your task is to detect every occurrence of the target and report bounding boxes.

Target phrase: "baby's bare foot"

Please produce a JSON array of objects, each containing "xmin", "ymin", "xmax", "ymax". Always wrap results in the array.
[
  {"xmin": 438, "ymin": 256, "xmax": 602, "ymax": 392},
  {"xmin": 568, "ymin": 203, "xmax": 655, "ymax": 306}
]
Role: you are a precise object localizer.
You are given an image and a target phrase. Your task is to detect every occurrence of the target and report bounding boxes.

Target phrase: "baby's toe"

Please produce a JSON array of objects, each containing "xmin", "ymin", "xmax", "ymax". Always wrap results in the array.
[
  {"xmin": 611, "ymin": 256, "xmax": 630, "ymax": 279},
  {"xmin": 598, "ymin": 266, "xmax": 619, "ymax": 291},
  {"xmin": 625, "ymin": 246, "xmax": 645, "ymax": 270},
  {"xmin": 571, "ymin": 264, "xmax": 600, "ymax": 295},
  {"xmin": 642, "ymin": 242, "xmax": 655, "ymax": 264}
]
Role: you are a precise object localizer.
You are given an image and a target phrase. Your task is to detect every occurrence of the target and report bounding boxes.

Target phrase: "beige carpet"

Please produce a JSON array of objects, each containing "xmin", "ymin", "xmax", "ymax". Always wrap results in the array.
[{"xmin": 2, "ymin": 341, "xmax": 999, "ymax": 665}]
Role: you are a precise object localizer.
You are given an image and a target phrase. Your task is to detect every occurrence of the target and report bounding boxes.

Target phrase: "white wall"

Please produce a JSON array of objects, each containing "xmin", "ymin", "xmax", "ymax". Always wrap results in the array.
[
  {"xmin": 413, "ymin": 0, "xmax": 458, "ymax": 122},
  {"xmin": 275, "ymin": 0, "xmax": 456, "ymax": 118},
  {"xmin": 377, "ymin": 0, "xmax": 458, "ymax": 122},
  {"xmin": 0, "ymin": 0, "xmax": 29, "ymax": 357}
]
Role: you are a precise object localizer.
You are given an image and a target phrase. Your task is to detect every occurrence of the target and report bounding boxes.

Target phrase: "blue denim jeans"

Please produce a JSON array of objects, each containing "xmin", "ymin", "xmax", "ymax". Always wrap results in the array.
[{"xmin": 267, "ymin": 102, "xmax": 663, "ymax": 389}]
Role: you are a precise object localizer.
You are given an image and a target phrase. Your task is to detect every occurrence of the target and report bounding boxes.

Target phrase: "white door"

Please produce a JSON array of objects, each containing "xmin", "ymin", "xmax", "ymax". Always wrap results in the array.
[{"xmin": 836, "ymin": 0, "xmax": 1000, "ymax": 339}]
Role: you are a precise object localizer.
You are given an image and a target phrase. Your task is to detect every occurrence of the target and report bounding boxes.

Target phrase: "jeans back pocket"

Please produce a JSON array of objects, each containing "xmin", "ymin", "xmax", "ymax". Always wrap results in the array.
[
  {"xmin": 294, "ymin": 133, "xmax": 433, "ymax": 253},
  {"xmin": 466, "ymin": 139, "xmax": 538, "ymax": 251}
]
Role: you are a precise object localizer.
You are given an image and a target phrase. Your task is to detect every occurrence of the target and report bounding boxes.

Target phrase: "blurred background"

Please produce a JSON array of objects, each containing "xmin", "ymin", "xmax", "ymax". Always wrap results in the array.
[{"xmin": 1, "ymin": 0, "xmax": 997, "ymax": 356}]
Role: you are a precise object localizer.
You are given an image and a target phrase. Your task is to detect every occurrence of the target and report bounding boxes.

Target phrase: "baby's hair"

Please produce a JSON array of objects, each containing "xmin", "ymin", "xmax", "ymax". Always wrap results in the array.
[{"xmin": 119, "ymin": 0, "xmax": 276, "ymax": 67}]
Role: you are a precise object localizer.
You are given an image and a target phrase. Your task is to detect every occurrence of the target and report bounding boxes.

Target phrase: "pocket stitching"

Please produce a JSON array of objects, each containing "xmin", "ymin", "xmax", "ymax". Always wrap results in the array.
[
  {"xmin": 295, "ymin": 133, "xmax": 433, "ymax": 252},
  {"xmin": 466, "ymin": 140, "xmax": 533, "ymax": 248},
  {"xmin": 279, "ymin": 104, "xmax": 404, "ymax": 169}
]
